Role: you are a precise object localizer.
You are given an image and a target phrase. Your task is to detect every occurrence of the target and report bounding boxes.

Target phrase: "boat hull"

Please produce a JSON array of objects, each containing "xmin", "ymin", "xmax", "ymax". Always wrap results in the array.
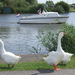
[{"xmin": 20, "ymin": 17, "xmax": 68, "ymax": 24}]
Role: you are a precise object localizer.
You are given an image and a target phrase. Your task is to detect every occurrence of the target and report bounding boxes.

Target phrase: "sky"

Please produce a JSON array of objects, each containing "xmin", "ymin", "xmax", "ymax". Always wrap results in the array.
[{"xmin": 38, "ymin": 0, "xmax": 75, "ymax": 4}]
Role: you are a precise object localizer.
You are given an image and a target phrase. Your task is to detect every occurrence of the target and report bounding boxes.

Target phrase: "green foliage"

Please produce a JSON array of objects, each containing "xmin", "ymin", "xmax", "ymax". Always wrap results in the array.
[
  {"xmin": 0, "ymin": 0, "xmax": 71, "ymax": 13},
  {"xmin": 26, "ymin": 4, "xmax": 45, "ymax": 13},
  {"xmin": 72, "ymin": 3, "xmax": 75, "ymax": 5},
  {"xmin": 0, "ymin": 0, "xmax": 38, "ymax": 13},
  {"xmin": 55, "ymin": 5, "xmax": 65, "ymax": 13},
  {"xmin": 1, "ymin": 0, "xmax": 30, "ymax": 7},
  {"xmin": 10, "ymin": 0, "xmax": 30, "ymax": 13},
  {"xmin": 59, "ymin": 23, "xmax": 75, "ymax": 53},
  {"xmin": 26, "ymin": 0, "xmax": 38, "ymax": 5},
  {"xmin": 45, "ymin": 7, "xmax": 55, "ymax": 12},
  {"xmin": 45, "ymin": 0, "xmax": 55, "ymax": 12},
  {"xmin": 0, "ymin": 0, "xmax": 9, "ymax": 6},
  {"xmin": 55, "ymin": 1, "xmax": 70, "ymax": 13},
  {"xmin": 45, "ymin": 7, "xmax": 52, "ymax": 12},
  {"xmin": 36, "ymin": 23, "xmax": 75, "ymax": 54},
  {"xmin": 46, "ymin": 0, "xmax": 54, "ymax": 6},
  {"xmin": 36, "ymin": 26, "xmax": 58, "ymax": 52},
  {"xmin": 30, "ymin": 45, "xmax": 41, "ymax": 54},
  {"xmin": 2, "ymin": 0, "xmax": 44, "ymax": 13},
  {"xmin": 0, "ymin": 2, "xmax": 3, "ymax": 13}
]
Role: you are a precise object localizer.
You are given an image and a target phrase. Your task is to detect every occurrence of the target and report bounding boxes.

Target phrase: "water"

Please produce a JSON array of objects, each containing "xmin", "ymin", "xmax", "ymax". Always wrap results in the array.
[
  {"xmin": 66, "ymin": 12, "xmax": 75, "ymax": 25},
  {"xmin": 0, "ymin": 12, "xmax": 75, "ymax": 54}
]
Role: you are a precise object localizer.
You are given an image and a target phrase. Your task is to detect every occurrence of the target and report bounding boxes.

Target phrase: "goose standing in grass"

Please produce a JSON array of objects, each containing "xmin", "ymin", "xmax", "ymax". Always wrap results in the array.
[
  {"xmin": 47, "ymin": 52, "xmax": 73, "ymax": 64},
  {"xmin": 0, "ymin": 39, "xmax": 21, "ymax": 68},
  {"xmin": 43, "ymin": 32, "xmax": 66, "ymax": 71}
]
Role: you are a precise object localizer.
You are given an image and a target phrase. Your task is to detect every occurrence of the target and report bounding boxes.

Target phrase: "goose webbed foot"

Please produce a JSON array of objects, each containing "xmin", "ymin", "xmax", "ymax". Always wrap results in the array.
[
  {"xmin": 53, "ymin": 64, "xmax": 61, "ymax": 71},
  {"xmin": 8, "ymin": 64, "xmax": 10, "ymax": 68},
  {"xmin": 8, "ymin": 64, "xmax": 14, "ymax": 68}
]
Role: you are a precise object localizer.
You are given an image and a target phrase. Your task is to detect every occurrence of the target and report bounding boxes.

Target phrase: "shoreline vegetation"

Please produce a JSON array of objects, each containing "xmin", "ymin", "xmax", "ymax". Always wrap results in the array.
[
  {"xmin": 31, "ymin": 23, "xmax": 75, "ymax": 54},
  {"xmin": 0, "ymin": 1, "xmax": 75, "ymax": 14}
]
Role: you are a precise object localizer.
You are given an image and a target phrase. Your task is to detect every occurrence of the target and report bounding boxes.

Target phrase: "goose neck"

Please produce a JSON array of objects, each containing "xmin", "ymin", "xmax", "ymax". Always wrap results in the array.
[
  {"xmin": 57, "ymin": 37, "xmax": 62, "ymax": 50},
  {"xmin": 0, "ymin": 40, "xmax": 6, "ymax": 54}
]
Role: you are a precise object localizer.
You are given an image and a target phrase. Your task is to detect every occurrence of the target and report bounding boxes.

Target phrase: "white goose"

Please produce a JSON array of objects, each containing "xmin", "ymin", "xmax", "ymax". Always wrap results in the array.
[
  {"xmin": 47, "ymin": 52, "xmax": 73, "ymax": 64},
  {"xmin": 0, "ymin": 39, "xmax": 21, "ymax": 68},
  {"xmin": 61, "ymin": 52, "xmax": 73, "ymax": 64},
  {"xmin": 43, "ymin": 32, "xmax": 66, "ymax": 71}
]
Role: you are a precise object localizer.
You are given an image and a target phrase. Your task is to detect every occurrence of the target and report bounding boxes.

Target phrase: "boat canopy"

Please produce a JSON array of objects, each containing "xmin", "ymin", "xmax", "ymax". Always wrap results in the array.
[{"xmin": 41, "ymin": 11, "xmax": 59, "ymax": 16}]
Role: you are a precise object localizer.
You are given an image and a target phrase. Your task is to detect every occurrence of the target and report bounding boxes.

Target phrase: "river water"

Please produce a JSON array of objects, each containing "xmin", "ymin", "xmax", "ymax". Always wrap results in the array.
[{"xmin": 0, "ymin": 12, "xmax": 75, "ymax": 54}]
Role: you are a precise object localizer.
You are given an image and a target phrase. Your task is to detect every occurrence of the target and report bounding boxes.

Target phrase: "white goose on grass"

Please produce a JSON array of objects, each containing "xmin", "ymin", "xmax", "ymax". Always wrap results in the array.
[
  {"xmin": 43, "ymin": 32, "xmax": 66, "ymax": 71},
  {"xmin": 47, "ymin": 52, "xmax": 73, "ymax": 64},
  {"xmin": 47, "ymin": 39, "xmax": 73, "ymax": 64},
  {"xmin": 0, "ymin": 39, "xmax": 21, "ymax": 68}
]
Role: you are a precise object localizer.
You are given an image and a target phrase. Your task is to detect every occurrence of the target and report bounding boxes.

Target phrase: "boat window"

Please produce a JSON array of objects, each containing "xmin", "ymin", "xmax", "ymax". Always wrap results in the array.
[
  {"xmin": 42, "ymin": 13, "xmax": 59, "ymax": 16},
  {"xmin": 49, "ymin": 14, "xmax": 54, "ymax": 16}
]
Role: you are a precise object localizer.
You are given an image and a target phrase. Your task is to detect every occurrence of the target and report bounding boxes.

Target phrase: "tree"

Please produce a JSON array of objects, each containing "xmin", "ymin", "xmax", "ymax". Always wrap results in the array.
[
  {"xmin": 55, "ymin": 1, "xmax": 70, "ymax": 13},
  {"xmin": 0, "ymin": 0, "xmax": 9, "ymax": 6},
  {"xmin": 26, "ymin": 4, "xmax": 45, "ymax": 13},
  {"xmin": 46, "ymin": 0, "xmax": 54, "ymax": 6},
  {"xmin": 55, "ymin": 5, "xmax": 65, "ymax": 13},
  {"xmin": 0, "ymin": 2, "xmax": 3, "ymax": 13},
  {"xmin": 26, "ymin": 0, "xmax": 38, "ymax": 5}
]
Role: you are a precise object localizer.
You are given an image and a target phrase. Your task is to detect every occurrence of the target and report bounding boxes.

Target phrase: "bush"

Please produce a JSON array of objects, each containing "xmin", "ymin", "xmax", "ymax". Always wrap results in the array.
[
  {"xmin": 36, "ymin": 26, "xmax": 58, "ymax": 52},
  {"xmin": 55, "ymin": 5, "xmax": 65, "ymax": 13},
  {"xmin": 45, "ymin": 7, "xmax": 52, "ymax": 12},
  {"xmin": 26, "ymin": 4, "xmax": 45, "ymax": 13},
  {"xmin": 0, "ymin": 2, "xmax": 3, "ymax": 13},
  {"xmin": 55, "ymin": 1, "xmax": 70, "ymax": 13},
  {"xmin": 44, "ymin": 7, "xmax": 55, "ymax": 12},
  {"xmin": 36, "ymin": 23, "xmax": 75, "ymax": 54},
  {"xmin": 60, "ymin": 23, "xmax": 75, "ymax": 53}
]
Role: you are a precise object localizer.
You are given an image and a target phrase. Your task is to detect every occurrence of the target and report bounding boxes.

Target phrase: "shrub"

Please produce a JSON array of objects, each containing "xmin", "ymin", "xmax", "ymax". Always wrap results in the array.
[
  {"xmin": 0, "ymin": 2, "xmax": 3, "ymax": 13},
  {"xmin": 45, "ymin": 7, "xmax": 52, "ymax": 12},
  {"xmin": 35, "ymin": 23, "xmax": 75, "ymax": 54},
  {"xmin": 26, "ymin": 4, "xmax": 45, "ymax": 13},
  {"xmin": 45, "ymin": 7, "xmax": 56, "ymax": 12},
  {"xmin": 36, "ymin": 26, "xmax": 58, "ymax": 52},
  {"xmin": 55, "ymin": 1, "xmax": 70, "ymax": 13},
  {"xmin": 55, "ymin": 5, "xmax": 65, "ymax": 13},
  {"xmin": 60, "ymin": 23, "xmax": 75, "ymax": 53}
]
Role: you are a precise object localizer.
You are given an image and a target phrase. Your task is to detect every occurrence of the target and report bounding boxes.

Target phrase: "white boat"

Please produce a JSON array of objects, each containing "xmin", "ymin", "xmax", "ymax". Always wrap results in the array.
[{"xmin": 19, "ymin": 11, "xmax": 69, "ymax": 24}]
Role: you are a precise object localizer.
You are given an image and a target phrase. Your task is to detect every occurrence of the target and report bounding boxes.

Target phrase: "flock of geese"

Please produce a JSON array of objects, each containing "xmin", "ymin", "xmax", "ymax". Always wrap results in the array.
[{"xmin": 0, "ymin": 32, "xmax": 73, "ymax": 71}]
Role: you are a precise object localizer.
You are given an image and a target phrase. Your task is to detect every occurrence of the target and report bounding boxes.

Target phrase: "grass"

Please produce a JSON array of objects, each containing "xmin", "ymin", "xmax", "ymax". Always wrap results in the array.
[
  {"xmin": 70, "ymin": 7, "xmax": 75, "ymax": 12},
  {"xmin": 0, "ymin": 56, "xmax": 75, "ymax": 71}
]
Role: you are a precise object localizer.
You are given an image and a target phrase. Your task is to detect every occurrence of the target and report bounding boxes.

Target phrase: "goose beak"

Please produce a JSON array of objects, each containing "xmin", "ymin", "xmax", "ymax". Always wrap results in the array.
[{"xmin": 63, "ymin": 33, "xmax": 66, "ymax": 35}]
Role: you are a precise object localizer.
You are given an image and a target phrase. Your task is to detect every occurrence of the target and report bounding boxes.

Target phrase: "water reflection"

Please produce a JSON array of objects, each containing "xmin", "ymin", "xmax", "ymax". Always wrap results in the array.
[{"xmin": 0, "ymin": 26, "xmax": 10, "ymax": 39}]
